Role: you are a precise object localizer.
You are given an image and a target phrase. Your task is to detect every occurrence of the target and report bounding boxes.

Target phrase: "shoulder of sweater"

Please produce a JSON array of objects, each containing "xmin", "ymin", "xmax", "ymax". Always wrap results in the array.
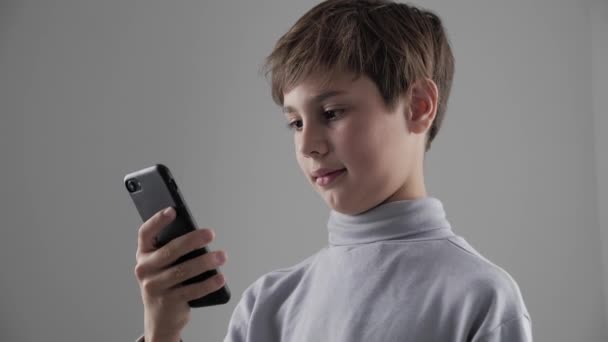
[
  {"xmin": 241, "ymin": 246, "xmax": 326, "ymax": 296},
  {"xmin": 444, "ymin": 236, "xmax": 530, "ymax": 318},
  {"xmin": 444, "ymin": 236, "xmax": 521, "ymax": 287}
]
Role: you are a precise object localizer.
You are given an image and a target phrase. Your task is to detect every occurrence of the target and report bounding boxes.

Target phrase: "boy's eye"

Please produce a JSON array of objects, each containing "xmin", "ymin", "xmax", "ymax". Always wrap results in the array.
[
  {"xmin": 286, "ymin": 120, "xmax": 302, "ymax": 130},
  {"xmin": 323, "ymin": 109, "xmax": 341, "ymax": 120},
  {"xmin": 285, "ymin": 109, "xmax": 343, "ymax": 131}
]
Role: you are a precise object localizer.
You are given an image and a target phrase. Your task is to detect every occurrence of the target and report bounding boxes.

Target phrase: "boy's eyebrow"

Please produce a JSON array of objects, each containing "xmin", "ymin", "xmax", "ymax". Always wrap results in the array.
[{"xmin": 282, "ymin": 90, "xmax": 348, "ymax": 114}]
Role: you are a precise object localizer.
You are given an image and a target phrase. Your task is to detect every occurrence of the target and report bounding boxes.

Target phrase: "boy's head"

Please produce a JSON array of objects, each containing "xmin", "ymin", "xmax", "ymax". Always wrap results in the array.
[{"xmin": 261, "ymin": 0, "xmax": 455, "ymax": 215}]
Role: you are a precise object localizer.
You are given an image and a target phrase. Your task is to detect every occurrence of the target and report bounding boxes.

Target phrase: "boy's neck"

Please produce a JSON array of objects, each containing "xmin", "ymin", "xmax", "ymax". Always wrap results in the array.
[{"xmin": 379, "ymin": 168, "xmax": 428, "ymax": 206}]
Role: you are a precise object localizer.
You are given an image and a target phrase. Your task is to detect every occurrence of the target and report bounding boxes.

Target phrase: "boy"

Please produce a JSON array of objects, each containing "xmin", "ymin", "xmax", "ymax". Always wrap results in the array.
[{"xmin": 134, "ymin": 0, "xmax": 532, "ymax": 341}]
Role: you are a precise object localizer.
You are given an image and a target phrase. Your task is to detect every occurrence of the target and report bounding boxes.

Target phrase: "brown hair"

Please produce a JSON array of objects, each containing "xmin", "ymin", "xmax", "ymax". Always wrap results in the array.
[{"xmin": 260, "ymin": 0, "xmax": 455, "ymax": 152}]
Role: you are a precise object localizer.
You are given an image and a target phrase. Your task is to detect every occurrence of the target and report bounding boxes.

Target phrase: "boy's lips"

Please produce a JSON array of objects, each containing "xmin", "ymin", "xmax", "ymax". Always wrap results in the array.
[
  {"xmin": 313, "ymin": 168, "xmax": 347, "ymax": 187},
  {"xmin": 311, "ymin": 167, "xmax": 346, "ymax": 179}
]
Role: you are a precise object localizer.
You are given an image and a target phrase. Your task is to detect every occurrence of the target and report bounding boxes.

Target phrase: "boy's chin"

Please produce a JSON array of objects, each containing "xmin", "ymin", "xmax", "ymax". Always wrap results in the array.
[{"xmin": 320, "ymin": 193, "xmax": 364, "ymax": 216}]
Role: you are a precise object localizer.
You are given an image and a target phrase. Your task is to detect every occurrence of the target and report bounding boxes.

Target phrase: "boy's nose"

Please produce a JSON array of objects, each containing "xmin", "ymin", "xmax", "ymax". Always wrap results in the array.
[{"xmin": 299, "ymin": 138, "xmax": 328, "ymax": 157}]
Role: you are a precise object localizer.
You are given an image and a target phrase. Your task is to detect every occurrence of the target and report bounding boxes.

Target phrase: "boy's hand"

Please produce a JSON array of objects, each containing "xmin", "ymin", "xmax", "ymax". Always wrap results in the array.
[{"xmin": 133, "ymin": 207, "xmax": 227, "ymax": 342}]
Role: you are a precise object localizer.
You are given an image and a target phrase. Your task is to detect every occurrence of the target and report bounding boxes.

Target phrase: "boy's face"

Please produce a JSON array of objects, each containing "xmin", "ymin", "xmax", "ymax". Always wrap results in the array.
[{"xmin": 282, "ymin": 70, "xmax": 434, "ymax": 215}]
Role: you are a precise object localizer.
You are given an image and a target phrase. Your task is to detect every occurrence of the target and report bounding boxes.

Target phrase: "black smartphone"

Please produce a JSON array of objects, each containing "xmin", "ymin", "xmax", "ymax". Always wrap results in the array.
[{"xmin": 123, "ymin": 163, "xmax": 230, "ymax": 307}]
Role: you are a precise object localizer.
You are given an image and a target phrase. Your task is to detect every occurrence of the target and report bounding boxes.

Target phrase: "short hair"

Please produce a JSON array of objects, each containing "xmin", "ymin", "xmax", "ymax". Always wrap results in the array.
[{"xmin": 261, "ymin": 0, "xmax": 455, "ymax": 152}]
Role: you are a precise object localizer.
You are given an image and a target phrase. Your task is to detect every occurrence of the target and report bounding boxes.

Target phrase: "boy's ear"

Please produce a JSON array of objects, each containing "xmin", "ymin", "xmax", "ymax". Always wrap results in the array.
[{"xmin": 406, "ymin": 78, "xmax": 438, "ymax": 135}]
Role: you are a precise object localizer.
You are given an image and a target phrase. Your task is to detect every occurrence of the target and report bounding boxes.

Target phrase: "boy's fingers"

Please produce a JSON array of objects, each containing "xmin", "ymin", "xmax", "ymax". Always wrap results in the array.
[
  {"xmin": 150, "ymin": 228, "xmax": 215, "ymax": 270},
  {"xmin": 137, "ymin": 207, "xmax": 175, "ymax": 254}
]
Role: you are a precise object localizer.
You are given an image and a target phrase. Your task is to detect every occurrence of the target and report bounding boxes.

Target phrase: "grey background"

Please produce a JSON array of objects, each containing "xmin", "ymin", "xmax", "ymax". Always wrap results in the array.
[{"xmin": 1, "ymin": 0, "xmax": 607, "ymax": 341}]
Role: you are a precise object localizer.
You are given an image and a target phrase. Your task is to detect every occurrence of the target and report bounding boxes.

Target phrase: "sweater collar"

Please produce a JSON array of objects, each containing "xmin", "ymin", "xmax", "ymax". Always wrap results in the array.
[{"xmin": 327, "ymin": 196, "xmax": 454, "ymax": 246}]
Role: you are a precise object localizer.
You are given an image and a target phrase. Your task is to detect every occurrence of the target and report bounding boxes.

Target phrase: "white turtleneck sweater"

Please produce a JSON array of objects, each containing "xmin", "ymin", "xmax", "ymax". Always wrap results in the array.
[
  {"xmin": 137, "ymin": 197, "xmax": 533, "ymax": 341},
  {"xmin": 222, "ymin": 197, "xmax": 532, "ymax": 341}
]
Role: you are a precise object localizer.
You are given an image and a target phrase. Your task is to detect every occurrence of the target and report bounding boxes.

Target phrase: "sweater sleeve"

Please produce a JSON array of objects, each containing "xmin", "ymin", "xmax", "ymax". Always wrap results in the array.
[
  {"xmin": 472, "ymin": 313, "xmax": 532, "ymax": 342},
  {"xmin": 458, "ymin": 254, "xmax": 533, "ymax": 342},
  {"xmin": 221, "ymin": 293, "xmax": 253, "ymax": 342},
  {"xmin": 133, "ymin": 281, "xmax": 260, "ymax": 342},
  {"xmin": 132, "ymin": 286, "xmax": 255, "ymax": 342},
  {"xmin": 222, "ymin": 279, "xmax": 261, "ymax": 342}
]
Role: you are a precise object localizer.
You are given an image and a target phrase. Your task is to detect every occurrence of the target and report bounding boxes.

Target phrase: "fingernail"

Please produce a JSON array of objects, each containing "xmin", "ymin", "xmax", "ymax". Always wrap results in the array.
[
  {"xmin": 215, "ymin": 252, "xmax": 225, "ymax": 263},
  {"xmin": 163, "ymin": 207, "xmax": 173, "ymax": 216}
]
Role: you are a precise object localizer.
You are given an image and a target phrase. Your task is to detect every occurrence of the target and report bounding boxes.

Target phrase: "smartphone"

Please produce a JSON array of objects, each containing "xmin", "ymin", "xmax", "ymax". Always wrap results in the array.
[{"xmin": 124, "ymin": 163, "xmax": 230, "ymax": 307}]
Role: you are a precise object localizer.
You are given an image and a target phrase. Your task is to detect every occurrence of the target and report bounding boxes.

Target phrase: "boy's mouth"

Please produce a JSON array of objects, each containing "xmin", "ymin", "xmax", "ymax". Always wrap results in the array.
[
  {"xmin": 314, "ymin": 168, "xmax": 347, "ymax": 186},
  {"xmin": 311, "ymin": 167, "xmax": 347, "ymax": 179}
]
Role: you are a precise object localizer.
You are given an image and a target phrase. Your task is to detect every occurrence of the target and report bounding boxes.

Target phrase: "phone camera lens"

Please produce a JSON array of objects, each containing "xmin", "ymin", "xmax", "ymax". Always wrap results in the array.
[{"xmin": 126, "ymin": 179, "xmax": 141, "ymax": 193}]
